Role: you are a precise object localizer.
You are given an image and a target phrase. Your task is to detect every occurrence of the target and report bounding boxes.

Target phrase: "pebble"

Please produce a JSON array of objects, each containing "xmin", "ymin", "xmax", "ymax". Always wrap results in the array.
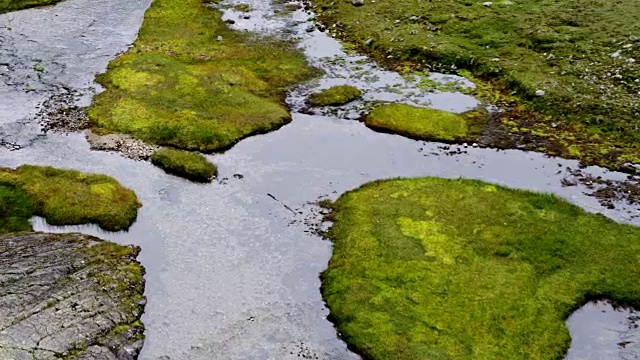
[
  {"xmin": 394, "ymin": 19, "xmax": 401, "ymax": 24},
  {"xmin": 535, "ymin": 89, "xmax": 546, "ymax": 96},
  {"xmin": 216, "ymin": 36, "xmax": 223, "ymax": 41},
  {"xmin": 351, "ymin": 0, "xmax": 364, "ymax": 6},
  {"xmin": 631, "ymin": 35, "xmax": 639, "ymax": 42},
  {"xmin": 409, "ymin": 30, "xmax": 418, "ymax": 35},
  {"xmin": 409, "ymin": 15, "xmax": 419, "ymax": 21},
  {"xmin": 482, "ymin": 2, "xmax": 493, "ymax": 6},
  {"xmin": 364, "ymin": 38, "xmax": 373, "ymax": 46},
  {"xmin": 546, "ymin": 54, "xmax": 555, "ymax": 60},
  {"xmin": 627, "ymin": 58, "xmax": 636, "ymax": 63},
  {"xmin": 611, "ymin": 51, "xmax": 621, "ymax": 58},
  {"xmin": 490, "ymin": 58, "xmax": 500, "ymax": 62}
]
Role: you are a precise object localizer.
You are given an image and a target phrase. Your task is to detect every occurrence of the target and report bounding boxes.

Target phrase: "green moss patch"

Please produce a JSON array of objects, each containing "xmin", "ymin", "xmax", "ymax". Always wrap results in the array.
[
  {"xmin": 365, "ymin": 103, "xmax": 469, "ymax": 142},
  {"xmin": 0, "ymin": 165, "xmax": 141, "ymax": 232},
  {"xmin": 323, "ymin": 177, "xmax": 640, "ymax": 360},
  {"xmin": 151, "ymin": 148, "xmax": 217, "ymax": 183},
  {"xmin": 0, "ymin": 0, "xmax": 61, "ymax": 14},
  {"xmin": 88, "ymin": 0, "xmax": 316, "ymax": 152},
  {"xmin": 311, "ymin": 0, "xmax": 640, "ymax": 171},
  {"xmin": 307, "ymin": 85, "xmax": 363, "ymax": 106}
]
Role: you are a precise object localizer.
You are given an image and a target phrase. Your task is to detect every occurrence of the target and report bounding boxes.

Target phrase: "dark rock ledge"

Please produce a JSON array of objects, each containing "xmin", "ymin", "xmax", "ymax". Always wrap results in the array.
[{"xmin": 0, "ymin": 232, "xmax": 146, "ymax": 360}]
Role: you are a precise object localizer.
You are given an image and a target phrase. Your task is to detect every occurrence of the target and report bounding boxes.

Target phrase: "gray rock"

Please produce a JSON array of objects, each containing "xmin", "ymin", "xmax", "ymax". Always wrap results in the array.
[
  {"xmin": 364, "ymin": 38, "xmax": 373, "ymax": 46},
  {"xmin": 351, "ymin": 0, "xmax": 364, "ymax": 6},
  {"xmin": 216, "ymin": 36, "xmax": 223, "ymax": 41},
  {"xmin": 535, "ymin": 89, "xmax": 546, "ymax": 96},
  {"xmin": 482, "ymin": 2, "xmax": 493, "ymax": 6},
  {"xmin": 611, "ymin": 50, "xmax": 621, "ymax": 58},
  {"xmin": 631, "ymin": 35, "xmax": 639, "ymax": 42},
  {"xmin": 0, "ymin": 232, "xmax": 146, "ymax": 360}
]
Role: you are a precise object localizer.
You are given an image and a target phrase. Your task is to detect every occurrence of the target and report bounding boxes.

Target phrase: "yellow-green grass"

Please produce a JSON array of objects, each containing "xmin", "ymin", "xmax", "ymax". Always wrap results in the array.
[
  {"xmin": 88, "ymin": 0, "xmax": 316, "ymax": 152},
  {"xmin": 308, "ymin": 85, "xmax": 362, "ymax": 106},
  {"xmin": 150, "ymin": 148, "xmax": 217, "ymax": 183},
  {"xmin": 365, "ymin": 103, "xmax": 469, "ymax": 142},
  {"xmin": 0, "ymin": 0, "xmax": 61, "ymax": 14},
  {"xmin": 0, "ymin": 165, "xmax": 141, "ymax": 232},
  {"xmin": 322, "ymin": 177, "xmax": 640, "ymax": 360},
  {"xmin": 311, "ymin": 0, "xmax": 640, "ymax": 171}
]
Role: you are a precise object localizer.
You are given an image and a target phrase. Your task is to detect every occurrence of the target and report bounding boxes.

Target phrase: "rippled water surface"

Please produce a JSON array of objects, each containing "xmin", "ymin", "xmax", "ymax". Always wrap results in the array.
[{"xmin": 2, "ymin": 0, "xmax": 640, "ymax": 359}]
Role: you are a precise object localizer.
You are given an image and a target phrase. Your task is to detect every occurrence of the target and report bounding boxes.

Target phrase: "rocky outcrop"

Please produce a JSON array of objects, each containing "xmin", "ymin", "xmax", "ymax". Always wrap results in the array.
[{"xmin": 0, "ymin": 232, "xmax": 146, "ymax": 360}]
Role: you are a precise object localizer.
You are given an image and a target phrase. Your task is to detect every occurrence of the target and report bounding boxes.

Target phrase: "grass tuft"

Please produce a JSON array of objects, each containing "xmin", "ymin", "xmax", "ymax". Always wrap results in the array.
[
  {"xmin": 307, "ymin": 85, "xmax": 363, "ymax": 106},
  {"xmin": 324, "ymin": 177, "xmax": 640, "ymax": 360},
  {"xmin": 365, "ymin": 103, "xmax": 468, "ymax": 142},
  {"xmin": 0, "ymin": 165, "xmax": 141, "ymax": 232},
  {"xmin": 88, "ymin": 0, "xmax": 317, "ymax": 153},
  {"xmin": 150, "ymin": 148, "xmax": 217, "ymax": 183}
]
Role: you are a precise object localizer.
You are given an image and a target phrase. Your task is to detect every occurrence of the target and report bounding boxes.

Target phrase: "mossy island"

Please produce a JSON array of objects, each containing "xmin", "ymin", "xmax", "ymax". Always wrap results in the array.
[
  {"xmin": 364, "ymin": 103, "xmax": 488, "ymax": 143},
  {"xmin": 307, "ymin": 85, "xmax": 363, "ymax": 107},
  {"xmin": 0, "ymin": 165, "xmax": 141, "ymax": 232},
  {"xmin": 322, "ymin": 177, "xmax": 640, "ymax": 360},
  {"xmin": 310, "ymin": 0, "xmax": 640, "ymax": 172},
  {"xmin": 151, "ymin": 148, "xmax": 218, "ymax": 183},
  {"xmin": 88, "ymin": 0, "xmax": 316, "ymax": 154}
]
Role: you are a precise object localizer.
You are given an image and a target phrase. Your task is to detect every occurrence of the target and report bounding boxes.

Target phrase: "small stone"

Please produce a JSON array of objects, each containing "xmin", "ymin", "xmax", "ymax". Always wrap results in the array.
[
  {"xmin": 409, "ymin": 30, "xmax": 418, "ymax": 35},
  {"xmin": 409, "ymin": 15, "xmax": 419, "ymax": 21},
  {"xmin": 546, "ymin": 54, "xmax": 555, "ymax": 60},
  {"xmin": 535, "ymin": 89, "xmax": 546, "ymax": 96},
  {"xmin": 631, "ymin": 35, "xmax": 639, "ymax": 42},
  {"xmin": 351, "ymin": 0, "xmax": 364, "ymax": 6},
  {"xmin": 472, "ymin": 143, "xmax": 478, "ymax": 147},
  {"xmin": 216, "ymin": 36, "xmax": 223, "ymax": 41},
  {"xmin": 626, "ymin": 58, "xmax": 636, "ymax": 63},
  {"xmin": 482, "ymin": 2, "xmax": 493, "ymax": 6},
  {"xmin": 611, "ymin": 51, "xmax": 621, "ymax": 58},
  {"xmin": 364, "ymin": 38, "xmax": 373, "ymax": 46},
  {"xmin": 490, "ymin": 57, "xmax": 500, "ymax": 62},
  {"xmin": 394, "ymin": 19, "xmax": 401, "ymax": 24}
]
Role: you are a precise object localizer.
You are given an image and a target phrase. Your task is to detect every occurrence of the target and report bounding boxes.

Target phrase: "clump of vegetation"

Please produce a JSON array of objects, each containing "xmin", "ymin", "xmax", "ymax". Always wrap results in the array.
[
  {"xmin": 311, "ymin": 0, "xmax": 640, "ymax": 172},
  {"xmin": 233, "ymin": 3, "xmax": 251, "ymax": 12},
  {"xmin": 365, "ymin": 103, "xmax": 469, "ymax": 142},
  {"xmin": 0, "ymin": 185, "xmax": 36, "ymax": 233},
  {"xmin": 150, "ymin": 148, "xmax": 217, "ymax": 183},
  {"xmin": 0, "ymin": 165, "xmax": 141, "ymax": 232},
  {"xmin": 0, "ymin": 0, "xmax": 61, "ymax": 14},
  {"xmin": 307, "ymin": 85, "xmax": 363, "ymax": 106},
  {"xmin": 323, "ymin": 177, "xmax": 640, "ymax": 360},
  {"xmin": 88, "ymin": 0, "xmax": 316, "ymax": 152}
]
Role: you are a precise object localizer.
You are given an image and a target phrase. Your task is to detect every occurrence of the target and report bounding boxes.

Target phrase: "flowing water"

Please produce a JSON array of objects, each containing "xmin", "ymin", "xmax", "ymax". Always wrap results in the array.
[{"xmin": 2, "ymin": 0, "xmax": 640, "ymax": 359}]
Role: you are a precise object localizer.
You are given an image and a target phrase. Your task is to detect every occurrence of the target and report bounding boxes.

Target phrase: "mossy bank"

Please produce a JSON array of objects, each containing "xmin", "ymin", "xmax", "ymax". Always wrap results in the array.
[
  {"xmin": 322, "ymin": 177, "xmax": 640, "ymax": 359},
  {"xmin": 0, "ymin": 0, "xmax": 62, "ymax": 14},
  {"xmin": 310, "ymin": 0, "xmax": 640, "ymax": 172},
  {"xmin": 0, "ymin": 165, "xmax": 140, "ymax": 232},
  {"xmin": 88, "ymin": 0, "xmax": 317, "ymax": 153}
]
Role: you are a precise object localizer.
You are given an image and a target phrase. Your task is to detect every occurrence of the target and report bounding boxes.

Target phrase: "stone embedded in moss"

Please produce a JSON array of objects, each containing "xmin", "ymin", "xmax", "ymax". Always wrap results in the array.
[
  {"xmin": 151, "ymin": 148, "xmax": 218, "ymax": 183},
  {"xmin": 307, "ymin": 85, "xmax": 363, "ymax": 106},
  {"xmin": 365, "ymin": 103, "xmax": 468, "ymax": 142},
  {"xmin": 0, "ymin": 232, "xmax": 146, "ymax": 359}
]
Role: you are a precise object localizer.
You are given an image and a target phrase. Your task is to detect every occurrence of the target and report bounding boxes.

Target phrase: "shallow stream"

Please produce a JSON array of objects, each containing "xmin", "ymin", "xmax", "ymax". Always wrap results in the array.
[{"xmin": 2, "ymin": 0, "xmax": 640, "ymax": 359}]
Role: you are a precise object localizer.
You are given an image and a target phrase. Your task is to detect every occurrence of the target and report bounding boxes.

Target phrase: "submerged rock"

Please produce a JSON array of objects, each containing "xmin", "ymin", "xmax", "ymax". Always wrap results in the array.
[{"xmin": 0, "ymin": 232, "xmax": 146, "ymax": 360}]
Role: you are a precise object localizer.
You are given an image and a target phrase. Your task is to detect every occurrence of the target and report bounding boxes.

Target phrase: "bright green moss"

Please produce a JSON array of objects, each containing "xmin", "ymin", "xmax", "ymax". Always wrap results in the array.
[
  {"xmin": 323, "ymin": 177, "xmax": 640, "ymax": 360},
  {"xmin": 365, "ymin": 103, "xmax": 468, "ymax": 142},
  {"xmin": 0, "ymin": 0, "xmax": 61, "ymax": 14},
  {"xmin": 88, "ymin": 0, "xmax": 316, "ymax": 152},
  {"xmin": 0, "ymin": 165, "xmax": 141, "ymax": 232},
  {"xmin": 307, "ymin": 85, "xmax": 363, "ymax": 106},
  {"xmin": 150, "ymin": 148, "xmax": 217, "ymax": 183}
]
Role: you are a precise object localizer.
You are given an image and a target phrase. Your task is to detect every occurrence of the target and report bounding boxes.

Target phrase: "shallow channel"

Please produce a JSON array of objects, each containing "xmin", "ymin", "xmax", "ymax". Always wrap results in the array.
[{"xmin": 2, "ymin": 0, "xmax": 640, "ymax": 359}]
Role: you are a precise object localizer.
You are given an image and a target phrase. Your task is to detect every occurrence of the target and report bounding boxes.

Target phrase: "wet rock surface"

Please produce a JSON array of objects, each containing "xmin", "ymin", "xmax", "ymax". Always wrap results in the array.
[{"xmin": 0, "ymin": 232, "xmax": 146, "ymax": 360}]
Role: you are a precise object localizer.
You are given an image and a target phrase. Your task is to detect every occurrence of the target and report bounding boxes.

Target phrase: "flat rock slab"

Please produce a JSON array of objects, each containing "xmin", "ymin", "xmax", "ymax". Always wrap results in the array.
[{"xmin": 0, "ymin": 232, "xmax": 146, "ymax": 360}]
